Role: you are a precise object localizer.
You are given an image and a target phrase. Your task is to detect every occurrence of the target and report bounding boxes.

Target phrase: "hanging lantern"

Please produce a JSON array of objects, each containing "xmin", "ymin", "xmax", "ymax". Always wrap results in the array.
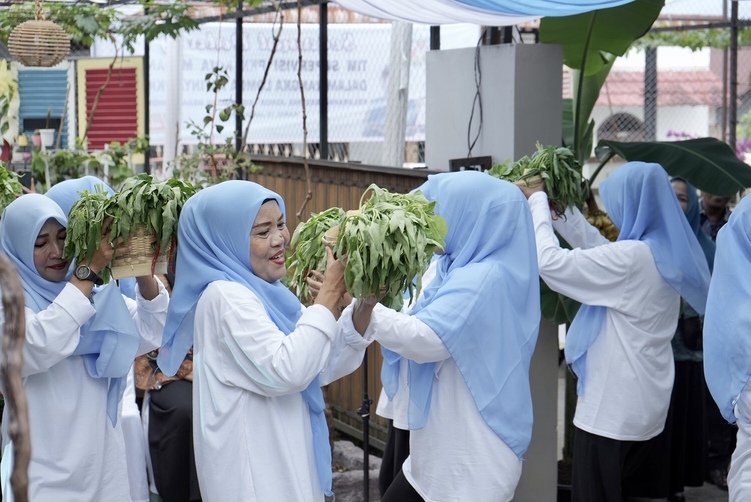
[{"xmin": 8, "ymin": 0, "xmax": 70, "ymax": 68}]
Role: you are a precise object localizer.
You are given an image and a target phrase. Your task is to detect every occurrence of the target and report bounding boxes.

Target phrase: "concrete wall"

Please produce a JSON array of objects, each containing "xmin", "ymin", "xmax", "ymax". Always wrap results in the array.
[{"xmin": 425, "ymin": 44, "xmax": 563, "ymax": 171}]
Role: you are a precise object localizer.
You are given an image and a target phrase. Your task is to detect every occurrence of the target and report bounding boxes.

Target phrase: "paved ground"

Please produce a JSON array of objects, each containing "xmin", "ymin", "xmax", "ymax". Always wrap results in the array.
[{"xmin": 628, "ymin": 484, "xmax": 728, "ymax": 502}]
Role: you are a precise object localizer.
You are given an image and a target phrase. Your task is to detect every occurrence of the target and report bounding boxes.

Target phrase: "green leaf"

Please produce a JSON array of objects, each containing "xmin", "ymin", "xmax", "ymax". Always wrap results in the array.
[
  {"xmin": 540, "ymin": 278, "xmax": 581, "ymax": 325},
  {"xmin": 595, "ymin": 137, "xmax": 751, "ymax": 196},
  {"xmin": 539, "ymin": 0, "xmax": 663, "ymax": 76}
]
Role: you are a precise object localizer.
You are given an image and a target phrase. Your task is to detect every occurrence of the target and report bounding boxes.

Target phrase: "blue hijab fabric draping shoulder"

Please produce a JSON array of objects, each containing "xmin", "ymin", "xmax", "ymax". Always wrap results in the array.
[
  {"xmin": 704, "ymin": 195, "xmax": 751, "ymax": 423},
  {"xmin": 381, "ymin": 170, "xmax": 541, "ymax": 458},
  {"xmin": 157, "ymin": 180, "xmax": 333, "ymax": 495},
  {"xmin": 0, "ymin": 194, "xmax": 72, "ymax": 311},
  {"xmin": 671, "ymin": 178, "xmax": 715, "ymax": 271},
  {"xmin": 565, "ymin": 162, "xmax": 712, "ymax": 394}
]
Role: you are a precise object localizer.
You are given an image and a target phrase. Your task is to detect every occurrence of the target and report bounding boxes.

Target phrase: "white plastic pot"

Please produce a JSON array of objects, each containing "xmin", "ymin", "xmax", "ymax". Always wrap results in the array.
[{"xmin": 38, "ymin": 129, "xmax": 55, "ymax": 148}]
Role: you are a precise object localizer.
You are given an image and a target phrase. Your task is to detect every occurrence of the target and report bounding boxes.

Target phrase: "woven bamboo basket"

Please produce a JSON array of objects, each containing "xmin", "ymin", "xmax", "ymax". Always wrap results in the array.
[
  {"xmin": 111, "ymin": 226, "xmax": 168, "ymax": 280},
  {"xmin": 8, "ymin": 20, "xmax": 70, "ymax": 68},
  {"xmin": 512, "ymin": 174, "xmax": 544, "ymax": 189}
]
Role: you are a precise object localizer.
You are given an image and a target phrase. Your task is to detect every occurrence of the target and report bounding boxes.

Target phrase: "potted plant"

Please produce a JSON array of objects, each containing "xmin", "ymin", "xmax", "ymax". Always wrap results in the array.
[
  {"xmin": 30, "ymin": 130, "xmax": 41, "ymax": 148},
  {"xmin": 38, "ymin": 108, "xmax": 56, "ymax": 149},
  {"xmin": 106, "ymin": 174, "xmax": 196, "ymax": 279},
  {"xmin": 64, "ymin": 175, "xmax": 196, "ymax": 281},
  {"xmin": 0, "ymin": 62, "xmax": 19, "ymax": 156},
  {"xmin": 0, "ymin": 161, "xmax": 24, "ymax": 214},
  {"xmin": 287, "ymin": 185, "xmax": 447, "ymax": 310}
]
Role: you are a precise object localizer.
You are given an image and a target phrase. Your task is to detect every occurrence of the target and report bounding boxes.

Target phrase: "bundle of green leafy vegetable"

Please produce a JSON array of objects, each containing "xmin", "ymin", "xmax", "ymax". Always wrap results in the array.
[
  {"xmin": 0, "ymin": 163, "xmax": 23, "ymax": 215},
  {"xmin": 108, "ymin": 174, "xmax": 196, "ymax": 258},
  {"xmin": 64, "ymin": 174, "xmax": 196, "ymax": 281},
  {"xmin": 330, "ymin": 185, "xmax": 447, "ymax": 310},
  {"xmin": 285, "ymin": 207, "xmax": 346, "ymax": 304},
  {"xmin": 64, "ymin": 186, "xmax": 113, "ymax": 279},
  {"xmin": 488, "ymin": 143, "xmax": 588, "ymax": 216}
]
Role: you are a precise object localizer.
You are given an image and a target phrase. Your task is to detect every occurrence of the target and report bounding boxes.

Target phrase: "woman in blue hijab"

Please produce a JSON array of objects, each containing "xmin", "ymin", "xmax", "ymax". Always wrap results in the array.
[
  {"xmin": 0, "ymin": 193, "xmax": 168, "ymax": 502},
  {"xmin": 157, "ymin": 180, "xmax": 372, "ymax": 501},
  {"xmin": 520, "ymin": 162, "xmax": 711, "ymax": 502},
  {"xmin": 348, "ymin": 170, "xmax": 541, "ymax": 502},
  {"xmin": 625, "ymin": 178, "xmax": 717, "ymax": 501},
  {"xmin": 46, "ymin": 175, "xmax": 154, "ymax": 502},
  {"xmin": 703, "ymin": 194, "xmax": 751, "ymax": 501}
]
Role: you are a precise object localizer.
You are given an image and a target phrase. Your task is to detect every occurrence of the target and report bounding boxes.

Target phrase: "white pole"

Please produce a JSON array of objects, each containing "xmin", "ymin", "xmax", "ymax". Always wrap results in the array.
[
  {"xmin": 382, "ymin": 21, "xmax": 413, "ymax": 168},
  {"xmin": 163, "ymin": 35, "xmax": 183, "ymax": 173}
]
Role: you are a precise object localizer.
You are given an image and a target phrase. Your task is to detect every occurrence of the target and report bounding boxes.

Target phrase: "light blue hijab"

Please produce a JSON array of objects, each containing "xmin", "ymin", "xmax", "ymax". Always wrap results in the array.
[
  {"xmin": 44, "ymin": 176, "xmax": 140, "ymax": 425},
  {"xmin": 46, "ymin": 176, "xmax": 114, "ymax": 216},
  {"xmin": 158, "ymin": 180, "xmax": 334, "ymax": 495},
  {"xmin": 0, "ymin": 194, "xmax": 73, "ymax": 310},
  {"xmin": 671, "ymin": 177, "xmax": 715, "ymax": 271},
  {"xmin": 704, "ymin": 195, "xmax": 751, "ymax": 423},
  {"xmin": 565, "ymin": 162, "xmax": 711, "ymax": 394},
  {"xmin": 381, "ymin": 170, "xmax": 541, "ymax": 458},
  {"xmin": 0, "ymin": 194, "xmax": 139, "ymax": 426}
]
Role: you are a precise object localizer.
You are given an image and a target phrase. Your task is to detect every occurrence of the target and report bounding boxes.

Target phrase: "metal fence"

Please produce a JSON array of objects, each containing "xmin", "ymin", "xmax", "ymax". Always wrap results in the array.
[{"xmin": 126, "ymin": 1, "xmax": 751, "ymax": 175}]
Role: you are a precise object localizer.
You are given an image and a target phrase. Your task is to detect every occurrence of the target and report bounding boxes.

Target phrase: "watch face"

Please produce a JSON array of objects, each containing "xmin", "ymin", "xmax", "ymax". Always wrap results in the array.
[{"xmin": 75, "ymin": 265, "xmax": 91, "ymax": 280}]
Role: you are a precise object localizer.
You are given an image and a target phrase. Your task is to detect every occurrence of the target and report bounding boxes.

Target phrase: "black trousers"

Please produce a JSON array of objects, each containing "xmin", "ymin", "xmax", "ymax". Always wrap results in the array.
[
  {"xmin": 571, "ymin": 427, "xmax": 653, "ymax": 502},
  {"xmin": 378, "ymin": 421, "xmax": 411, "ymax": 497},
  {"xmin": 380, "ymin": 469, "xmax": 424, "ymax": 502},
  {"xmin": 704, "ymin": 379, "xmax": 737, "ymax": 473},
  {"xmin": 148, "ymin": 380, "xmax": 202, "ymax": 502}
]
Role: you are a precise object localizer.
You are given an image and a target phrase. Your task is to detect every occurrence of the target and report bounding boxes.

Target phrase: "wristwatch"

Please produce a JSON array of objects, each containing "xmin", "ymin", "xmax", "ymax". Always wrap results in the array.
[{"xmin": 75, "ymin": 265, "xmax": 104, "ymax": 286}]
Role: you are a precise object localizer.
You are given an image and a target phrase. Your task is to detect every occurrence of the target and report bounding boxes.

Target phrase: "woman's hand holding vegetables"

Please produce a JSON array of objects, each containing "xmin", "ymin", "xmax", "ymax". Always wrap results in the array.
[
  {"xmin": 314, "ymin": 247, "xmax": 348, "ymax": 319},
  {"xmin": 134, "ymin": 231, "xmax": 160, "ymax": 300},
  {"xmin": 352, "ymin": 290, "xmax": 383, "ymax": 337},
  {"xmin": 87, "ymin": 217, "xmax": 119, "ymax": 274},
  {"xmin": 518, "ymin": 180, "xmax": 546, "ymax": 200},
  {"xmin": 307, "ymin": 270, "xmax": 352, "ymax": 311}
]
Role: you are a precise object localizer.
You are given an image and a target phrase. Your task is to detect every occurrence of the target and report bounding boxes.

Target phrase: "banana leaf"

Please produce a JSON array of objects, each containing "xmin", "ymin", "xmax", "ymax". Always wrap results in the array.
[
  {"xmin": 539, "ymin": 0, "xmax": 664, "ymax": 76},
  {"xmin": 540, "ymin": 278, "xmax": 581, "ymax": 325},
  {"xmin": 595, "ymin": 138, "xmax": 751, "ymax": 196},
  {"xmin": 542, "ymin": 0, "xmax": 662, "ymax": 162},
  {"xmin": 539, "ymin": 234, "xmax": 582, "ymax": 325}
]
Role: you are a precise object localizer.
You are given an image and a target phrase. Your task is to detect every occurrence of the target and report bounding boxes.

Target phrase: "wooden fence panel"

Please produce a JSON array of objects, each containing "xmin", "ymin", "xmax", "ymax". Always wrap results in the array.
[{"xmin": 248, "ymin": 156, "xmax": 433, "ymax": 450}]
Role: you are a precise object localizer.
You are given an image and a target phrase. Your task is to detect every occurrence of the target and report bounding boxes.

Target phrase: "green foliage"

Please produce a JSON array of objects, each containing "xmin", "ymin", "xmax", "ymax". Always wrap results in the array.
[
  {"xmin": 540, "ymin": 0, "xmax": 663, "ymax": 76},
  {"xmin": 0, "ymin": 1, "xmax": 198, "ymax": 50},
  {"xmin": 0, "ymin": 69, "xmax": 17, "ymax": 139},
  {"xmin": 285, "ymin": 207, "xmax": 346, "ymax": 304},
  {"xmin": 331, "ymin": 186, "xmax": 447, "ymax": 310},
  {"xmin": 0, "ymin": 163, "xmax": 23, "ymax": 215},
  {"xmin": 108, "ymin": 174, "xmax": 196, "ymax": 259},
  {"xmin": 540, "ymin": 278, "xmax": 580, "ymax": 325},
  {"xmin": 64, "ymin": 175, "xmax": 196, "ymax": 282},
  {"xmin": 173, "ymin": 67, "xmax": 259, "ymax": 188},
  {"xmin": 635, "ymin": 27, "xmax": 751, "ymax": 52},
  {"xmin": 540, "ymin": 0, "xmax": 662, "ymax": 162},
  {"xmin": 63, "ymin": 186, "xmax": 112, "ymax": 279},
  {"xmin": 595, "ymin": 137, "xmax": 751, "ymax": 196},
  {"xmin": 488, "ymin": 143, "xmax": 588, "ymax": 216}
]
